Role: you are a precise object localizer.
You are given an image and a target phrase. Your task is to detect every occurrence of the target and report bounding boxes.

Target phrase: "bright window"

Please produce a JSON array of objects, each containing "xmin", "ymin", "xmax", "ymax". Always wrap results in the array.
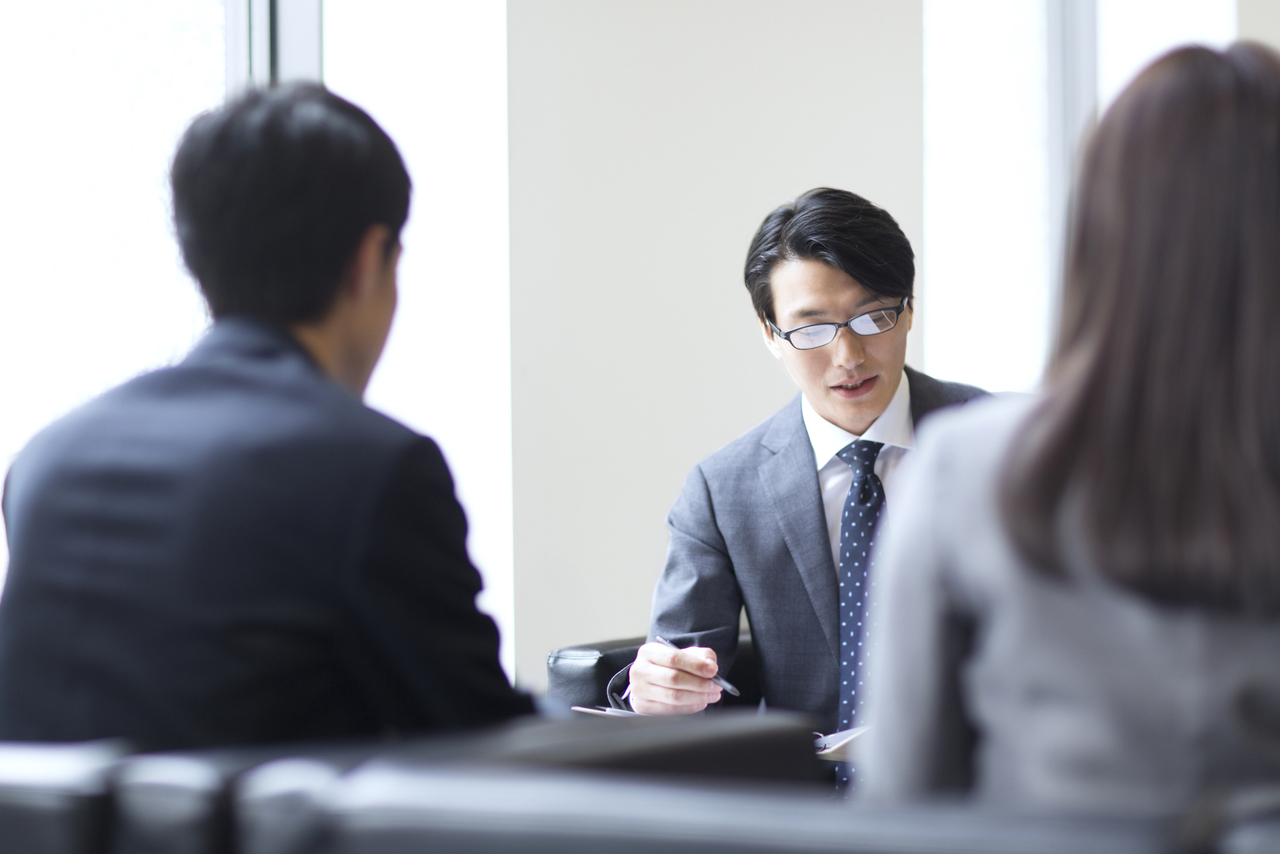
[
  {"xmin": 0, "ymin": 2, "xmax": 225, "ymax": 578},
  {"xmin": 323, "ymin": 0, "xmax": 515, "ymax": 678},
  {"xmin": 1098, "ymin": 0, "xmax": 1236, "ymax": 110},
  {"xmin": 923, "ymin": 0, "xmax": 1052, "ymax": 393},
  {"xmin": 923, "ymin": 0, "xmax": 1236, "ymax": 394}
]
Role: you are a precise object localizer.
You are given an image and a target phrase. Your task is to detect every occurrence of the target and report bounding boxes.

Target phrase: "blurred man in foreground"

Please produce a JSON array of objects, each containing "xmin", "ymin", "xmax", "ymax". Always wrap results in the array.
[{"xmin": 0, "ymin": 85, "xmax": 532, "ymax": 750}]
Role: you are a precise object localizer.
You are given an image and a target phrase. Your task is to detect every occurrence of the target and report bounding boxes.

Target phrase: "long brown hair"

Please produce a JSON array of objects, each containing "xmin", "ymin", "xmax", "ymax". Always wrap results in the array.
[{"xmin": 1002, "ymin": 43, "xmax": 1280, "ymax": 612}]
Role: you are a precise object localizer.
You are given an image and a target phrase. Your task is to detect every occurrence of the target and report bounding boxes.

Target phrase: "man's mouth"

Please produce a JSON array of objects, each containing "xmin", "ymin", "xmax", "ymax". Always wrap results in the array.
[{"xmin": 831, "ymin": 375, "xmax": 877, "ymax": 399}]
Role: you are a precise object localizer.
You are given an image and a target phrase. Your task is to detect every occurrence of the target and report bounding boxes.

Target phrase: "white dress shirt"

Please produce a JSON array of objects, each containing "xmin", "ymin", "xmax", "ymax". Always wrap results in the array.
[{"xmin": 801, "ymin": 369, "xmax": 914, "ymax": 577}]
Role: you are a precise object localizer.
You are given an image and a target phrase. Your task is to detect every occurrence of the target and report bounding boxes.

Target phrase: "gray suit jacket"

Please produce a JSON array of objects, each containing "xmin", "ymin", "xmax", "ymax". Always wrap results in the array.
[
  {"xmin": 861, "ymin": 395, "xmax": 1280, "ymax": 811},
  {"xmin": 634, "ymin": 366, "xmax": 985, "ymax": 733}
]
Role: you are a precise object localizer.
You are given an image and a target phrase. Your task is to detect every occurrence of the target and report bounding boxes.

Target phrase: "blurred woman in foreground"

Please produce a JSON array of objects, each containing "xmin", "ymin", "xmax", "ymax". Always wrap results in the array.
[{"xmin": 860, "ymin": 43, "xmax": 1280, "ymax": 812}]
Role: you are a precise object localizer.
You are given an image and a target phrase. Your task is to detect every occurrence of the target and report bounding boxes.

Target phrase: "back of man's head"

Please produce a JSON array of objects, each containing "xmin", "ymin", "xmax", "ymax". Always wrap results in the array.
[{"xmin": 171, "ymin": 84, "xmax": 411, "ymax": 326}]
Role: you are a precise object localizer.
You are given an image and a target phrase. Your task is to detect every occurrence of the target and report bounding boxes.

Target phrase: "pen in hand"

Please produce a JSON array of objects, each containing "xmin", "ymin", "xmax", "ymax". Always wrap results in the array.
[{"xmin": 653, "ymin": 636, "xmax": 741, "ymax": 697}]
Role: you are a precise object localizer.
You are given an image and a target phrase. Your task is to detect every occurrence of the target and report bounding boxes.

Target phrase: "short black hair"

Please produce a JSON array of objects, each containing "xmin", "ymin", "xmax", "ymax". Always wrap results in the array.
[
  {"xmin": 743, "ymin": 188, "xmax": 914, "ymax": 323},
  {"xmin": 171, "ymin": 83, "xmax": 411, "ymax": 325}
]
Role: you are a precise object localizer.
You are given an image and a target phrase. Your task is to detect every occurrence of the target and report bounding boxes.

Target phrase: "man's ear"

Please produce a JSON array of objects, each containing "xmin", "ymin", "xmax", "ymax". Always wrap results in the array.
[
  {"xmin": 905, "ymin": 300, "xmax": 914, "ymax": 333},
  {"xmin": 343, "ymin": 224, "xmax": 396, "ymax": 302},
  {"xmin": 760, "ymin": 317, "xmax": 783, "ymax": 361}
]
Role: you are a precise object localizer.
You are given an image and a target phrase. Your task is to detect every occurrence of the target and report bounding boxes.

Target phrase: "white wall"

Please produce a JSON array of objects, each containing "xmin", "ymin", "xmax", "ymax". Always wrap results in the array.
[
  {"xmin": 508, "ymin": 0, "xmax": 924, "ymax": 689},
  {"xmin": 323, "ymin": 1, "xmax": 516, "ymax": 677},
  {"xmin": 1238, "ymin": 0, "xmax": 1280, "ymax": 51}
]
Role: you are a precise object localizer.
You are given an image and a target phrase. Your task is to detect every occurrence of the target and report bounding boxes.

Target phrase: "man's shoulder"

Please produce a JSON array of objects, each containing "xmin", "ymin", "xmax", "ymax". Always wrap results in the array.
[
  {"xmin": 10, "ymin": 327, "xmax": 419, "ymax": 500},
  {"xmin": 173, "ymin": 360, "xmax": 418, "ymax": 479},
  {"xmin": 904, "ymin": 365, "xmax": 990, "ymax": 425},
  {"xmin": 176, "ymin": 320, "xmax": 418, "ymax": 444}
]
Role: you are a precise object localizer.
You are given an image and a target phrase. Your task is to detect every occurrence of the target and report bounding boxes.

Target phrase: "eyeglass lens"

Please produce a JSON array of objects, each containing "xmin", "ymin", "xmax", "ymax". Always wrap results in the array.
[{"xmin": 788, "ymin": 308, "xmax": 900, "ymax": 350}]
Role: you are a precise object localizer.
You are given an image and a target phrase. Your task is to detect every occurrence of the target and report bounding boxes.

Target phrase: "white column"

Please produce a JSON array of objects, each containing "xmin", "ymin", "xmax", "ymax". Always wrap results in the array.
[
  {"xmin": 1046, "ymin": 0, "xmax": 1097, "ymax": 321},
  {"xmin": 276, "ymin": 0, "xmax": 322, "ymax": 84},
  {"xmin": 228, "ymin": 0, "xmax": 320, "ymax": 97}
]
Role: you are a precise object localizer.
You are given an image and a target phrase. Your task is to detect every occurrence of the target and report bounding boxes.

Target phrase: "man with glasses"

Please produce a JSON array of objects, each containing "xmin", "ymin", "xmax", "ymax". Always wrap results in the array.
[{"xmin": 619, "ymin": 189, "xmax": 985, "ymax": 781}]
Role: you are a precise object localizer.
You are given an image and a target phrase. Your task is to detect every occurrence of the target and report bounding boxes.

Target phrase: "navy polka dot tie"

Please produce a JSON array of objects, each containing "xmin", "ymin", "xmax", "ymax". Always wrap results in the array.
[{"xmin": 835, "ymin": 439, "xmax": 884, "ymax": 790}]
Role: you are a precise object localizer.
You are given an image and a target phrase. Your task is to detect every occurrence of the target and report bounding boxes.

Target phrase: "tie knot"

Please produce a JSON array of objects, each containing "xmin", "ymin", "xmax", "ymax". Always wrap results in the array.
[{"xmin": 837, "ymin": 440, "xmax": 884, "ymax": 479}]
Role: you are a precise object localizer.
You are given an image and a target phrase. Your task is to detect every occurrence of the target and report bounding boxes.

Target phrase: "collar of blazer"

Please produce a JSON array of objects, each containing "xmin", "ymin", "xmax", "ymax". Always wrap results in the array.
[{"xmin": 184, "ymin": 317, "xmax": 322, "ymax": 373}]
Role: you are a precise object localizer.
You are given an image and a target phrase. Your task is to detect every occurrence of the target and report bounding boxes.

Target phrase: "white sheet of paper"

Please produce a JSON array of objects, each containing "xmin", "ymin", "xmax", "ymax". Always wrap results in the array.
[
  {"xmin": 571, "ymin": 705, "xmax": 646, "ymax": 718},
  {"xmin": 814, "ymin": 725, "xmax": 869, "ymax": 761}
]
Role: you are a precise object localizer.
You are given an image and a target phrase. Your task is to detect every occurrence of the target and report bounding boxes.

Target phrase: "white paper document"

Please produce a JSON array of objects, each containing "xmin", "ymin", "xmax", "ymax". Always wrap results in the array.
[
  {"xmin": 813, "ymin": 726, "xmax": 869, "ymax": 761},
  {"xmin": 571, "ymin": 705, "xmax": 646, "ymax": 718}
]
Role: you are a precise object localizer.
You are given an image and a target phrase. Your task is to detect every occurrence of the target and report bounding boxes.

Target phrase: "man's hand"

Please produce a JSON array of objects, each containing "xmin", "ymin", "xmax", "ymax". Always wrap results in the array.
[{"xmin": 628, "ymin": 641, "xmax": 723, "ymax": 715}]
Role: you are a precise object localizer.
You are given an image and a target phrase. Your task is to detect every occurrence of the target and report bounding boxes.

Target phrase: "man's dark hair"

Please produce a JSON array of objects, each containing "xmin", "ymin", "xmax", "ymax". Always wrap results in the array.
[
  {"xmin": 171, "ymin": 83, "xmax": 411, "ymax": 325},
  {"xmin": 743, "ymin": 187, "xmax": 914, "ymax": 324}
]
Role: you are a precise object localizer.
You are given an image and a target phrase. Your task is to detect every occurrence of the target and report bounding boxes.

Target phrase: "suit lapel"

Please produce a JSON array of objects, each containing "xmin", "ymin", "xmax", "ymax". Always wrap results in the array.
[{"xmin": 758, "ymin": 397, "xmax": 840, "ymax": 660}]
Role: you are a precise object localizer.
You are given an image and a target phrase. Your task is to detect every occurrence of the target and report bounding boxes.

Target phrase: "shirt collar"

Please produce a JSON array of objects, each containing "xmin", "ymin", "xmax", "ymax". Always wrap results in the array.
[{"xmin": 800, "ymin": 368, "xmax": 915, "ymax": 469}]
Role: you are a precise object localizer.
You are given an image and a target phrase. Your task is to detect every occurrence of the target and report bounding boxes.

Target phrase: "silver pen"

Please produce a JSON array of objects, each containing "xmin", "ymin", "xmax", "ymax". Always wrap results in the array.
[{"xmin": 654, "ymin": 636, "xmax": 741, "ymax": 697}]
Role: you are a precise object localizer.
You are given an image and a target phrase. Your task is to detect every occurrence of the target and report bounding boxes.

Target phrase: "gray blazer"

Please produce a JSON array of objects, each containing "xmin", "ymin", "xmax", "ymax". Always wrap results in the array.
[
  {"xmin": 861, "ymin": 395, "xmax": 1280, "ymax": 812},
  {"xmin": 631, "ymin": 366, "xmax": 985, "ymax": 733}
]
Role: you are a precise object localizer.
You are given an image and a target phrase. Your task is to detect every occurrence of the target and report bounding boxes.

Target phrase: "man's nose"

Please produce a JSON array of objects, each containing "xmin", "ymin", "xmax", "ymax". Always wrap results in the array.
[{"xmin": 831, "ymin": 326, "xmax": 865, "ymax": 367}]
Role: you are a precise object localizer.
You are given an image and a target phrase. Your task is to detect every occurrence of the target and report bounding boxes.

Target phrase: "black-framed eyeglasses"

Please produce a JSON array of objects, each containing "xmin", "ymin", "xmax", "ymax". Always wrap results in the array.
[{"xmin": 768, "ymin": 298, "xmax": 909, "ymax": 351}]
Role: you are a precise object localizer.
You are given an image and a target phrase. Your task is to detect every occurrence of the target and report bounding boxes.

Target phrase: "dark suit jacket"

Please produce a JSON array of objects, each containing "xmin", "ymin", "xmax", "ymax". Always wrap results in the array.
[
  {"xmin": 637, "ymin": 366, "xmax": 986, "ymax": 733},
  {"xmin": 0, "ymin": 319, "xmax": 532, "ymax": 751}
]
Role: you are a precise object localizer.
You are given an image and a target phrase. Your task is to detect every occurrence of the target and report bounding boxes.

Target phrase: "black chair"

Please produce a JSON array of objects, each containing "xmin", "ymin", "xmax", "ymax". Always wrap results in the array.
[
  {"xmin": 11, "ymin": 726, "xmax": 1272, "ymax": 854},
  {"xmin": 546, "ymin": 631, "xmax": 763, "ymax": 710},
  {"xmin": 110, "ymin": 742, "xmax": 379, "ymax": 854},
  {"xmin": 1220, "ymin": 818, "xmax": 1280, "ymax": 854},
  {"xmin": 237, "ymin": 712, "xmax": 828, "ymax": 854},
  {"xmin": 371, "ymin": 711, "xmax": 821, "ymax": 784},
  {"xmin": 299, "ymin": 760, "xmax": 1174, "ymax": 854},
  {"xmin": 0, "ymin": 739, "xmax": 127, "ymax": 854}
]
